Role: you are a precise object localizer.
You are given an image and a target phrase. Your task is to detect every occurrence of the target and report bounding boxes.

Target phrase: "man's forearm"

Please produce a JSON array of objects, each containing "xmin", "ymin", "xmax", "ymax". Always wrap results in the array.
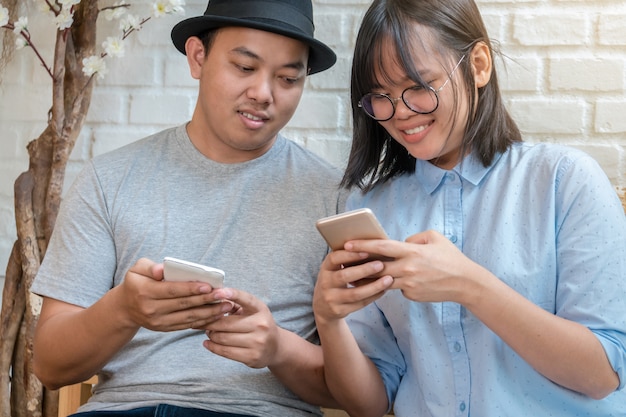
[{"xmin": 268, "ymin": 327, "xmax": 340, "ymax": 407}]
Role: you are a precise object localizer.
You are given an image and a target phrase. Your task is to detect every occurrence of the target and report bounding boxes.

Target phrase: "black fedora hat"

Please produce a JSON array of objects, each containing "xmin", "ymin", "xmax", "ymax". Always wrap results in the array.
[{"xmin": 171, "ymin": 0, "xmax": 337, "ymax": 75}]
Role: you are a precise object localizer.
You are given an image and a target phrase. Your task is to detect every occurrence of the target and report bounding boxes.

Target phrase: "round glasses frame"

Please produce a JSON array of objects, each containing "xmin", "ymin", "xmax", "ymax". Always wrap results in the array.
[{"xmin": 358, "ymin": 55, "xmax": 466, "ymax": 122}]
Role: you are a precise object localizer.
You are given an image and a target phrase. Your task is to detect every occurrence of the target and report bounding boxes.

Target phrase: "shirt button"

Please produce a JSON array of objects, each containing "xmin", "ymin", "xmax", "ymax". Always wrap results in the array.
[
  {"xmin": 460, "ymin": 402, "xmax": 466, "ymax": 412},
  {"xmin": 449, "ymin": 235, "xmax": 458, "ymax": 243},
  {"xmin": 454, "ymin": 342, "xmax": 461, "ymax": 352},
  {"xmin": 445, "ymin": 173, "xmax": 455, "ymax": 181}
]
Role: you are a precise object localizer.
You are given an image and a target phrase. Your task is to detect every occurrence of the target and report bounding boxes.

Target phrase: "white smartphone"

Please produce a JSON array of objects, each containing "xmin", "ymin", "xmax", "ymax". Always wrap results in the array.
[{"xmin": 163, "ymin": 257, "xmax": 225, "ymax": 288}]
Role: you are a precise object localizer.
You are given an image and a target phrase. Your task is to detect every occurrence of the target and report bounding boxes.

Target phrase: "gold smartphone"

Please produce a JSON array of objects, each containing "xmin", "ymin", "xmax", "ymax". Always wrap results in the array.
[
  {"xmin": 316, "ymin": 208, "xmax": 391, "ymax": 281},
  {"xmin": 316, "ymin": 208, "xmax": 388, "ymax": 252}
]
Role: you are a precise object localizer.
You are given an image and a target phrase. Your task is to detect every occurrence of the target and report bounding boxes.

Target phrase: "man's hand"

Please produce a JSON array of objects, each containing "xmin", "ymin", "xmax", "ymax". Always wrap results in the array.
[
  {"xmin": 115, "ymin": 258, "xmax": 234, "ymax": 332},
  {"xmin": 200, "ymin": 288, "xmax": 282, "ymax": 368}
]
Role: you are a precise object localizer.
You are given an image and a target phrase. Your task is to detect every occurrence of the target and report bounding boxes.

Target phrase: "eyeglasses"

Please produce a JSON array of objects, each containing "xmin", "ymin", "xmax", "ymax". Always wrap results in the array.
[{"xmin": 358, "ymin": 55, "xmax": 466, "ymax": 122}]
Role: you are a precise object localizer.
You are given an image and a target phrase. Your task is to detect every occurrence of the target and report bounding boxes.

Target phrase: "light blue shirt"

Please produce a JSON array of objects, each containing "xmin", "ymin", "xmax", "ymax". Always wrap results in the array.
[{"xmin": 345, "ymin": 142, "xmax": 626, "ymax": 417}]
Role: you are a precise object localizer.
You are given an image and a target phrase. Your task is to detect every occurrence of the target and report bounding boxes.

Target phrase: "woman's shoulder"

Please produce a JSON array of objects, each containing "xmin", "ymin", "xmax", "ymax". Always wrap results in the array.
[
  {"xmin": 507, "ymin": 141, "xmax": 601, "ymax": 175},
  {"xmin": 510, "ymin": 141, "xmax": 589, "ymax": 160}
]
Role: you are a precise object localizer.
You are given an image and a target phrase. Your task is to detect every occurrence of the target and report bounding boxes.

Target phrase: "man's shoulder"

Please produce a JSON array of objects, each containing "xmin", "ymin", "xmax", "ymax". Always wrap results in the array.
[
  {"xmin": 93, "ymin": 126, "xmax": 180, "ymax": 165},
  {"xmin": 80, "ymin": 125, "xmax": 184, "ymax": 193},
  {"xmin": 279, "ymin": 137, "xmax": 343, "ymax": 178}
]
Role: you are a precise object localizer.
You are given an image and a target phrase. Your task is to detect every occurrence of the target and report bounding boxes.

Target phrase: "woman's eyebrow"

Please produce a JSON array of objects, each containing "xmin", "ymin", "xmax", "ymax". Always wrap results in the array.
[{"xmin": 417, "ymin": 68, "xmax": 433, "ymax": 77}]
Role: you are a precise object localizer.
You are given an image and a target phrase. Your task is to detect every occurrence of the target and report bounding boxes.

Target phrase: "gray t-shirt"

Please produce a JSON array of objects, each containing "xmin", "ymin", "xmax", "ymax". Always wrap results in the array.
[{"xmin": 31, "ymin": 124, "xmax": 346, "ymax": 416}]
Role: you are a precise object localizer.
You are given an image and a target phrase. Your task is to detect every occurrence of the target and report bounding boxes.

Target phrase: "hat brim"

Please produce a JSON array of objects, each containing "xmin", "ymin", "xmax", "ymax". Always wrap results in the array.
[{"xmin": 171, "ymin": 16, "xmax": 336, "ymax": 75}]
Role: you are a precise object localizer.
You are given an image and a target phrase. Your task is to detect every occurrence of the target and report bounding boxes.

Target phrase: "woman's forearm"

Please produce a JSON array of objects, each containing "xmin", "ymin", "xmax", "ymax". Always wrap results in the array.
[
  {"xmin": 463, "ymin": 267, "xmax": 619, "ymax": 399},
  {"xmin": 316, "ymin": 317, "xmax": 390, "ymax": 417}
]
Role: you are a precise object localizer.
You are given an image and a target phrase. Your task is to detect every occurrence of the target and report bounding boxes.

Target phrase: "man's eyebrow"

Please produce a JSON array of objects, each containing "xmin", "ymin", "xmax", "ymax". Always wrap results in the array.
[
  {"xmin": 231, "ymin": 46, "xmax": 260, "ymax": 60},
  {"xmin": 230, "ymin": 46, "xmax": 306, "ymax": 71}
]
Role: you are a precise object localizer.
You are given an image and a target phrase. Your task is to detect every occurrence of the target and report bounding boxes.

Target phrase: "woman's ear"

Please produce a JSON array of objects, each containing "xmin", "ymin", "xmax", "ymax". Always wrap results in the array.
[
  {"xmin": 470, "ymin": 41, "xmax": 492, "ymax": 88},
  {"xmin": 185, "ymin": 36, "xmax": 206, "ymax": 80}
]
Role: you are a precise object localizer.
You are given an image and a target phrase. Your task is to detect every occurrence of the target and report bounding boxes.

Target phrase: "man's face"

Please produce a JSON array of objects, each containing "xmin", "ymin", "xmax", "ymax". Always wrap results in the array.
[{"xmin": 186, "ymin": 26, "xmax": 309, "ymax": 163}]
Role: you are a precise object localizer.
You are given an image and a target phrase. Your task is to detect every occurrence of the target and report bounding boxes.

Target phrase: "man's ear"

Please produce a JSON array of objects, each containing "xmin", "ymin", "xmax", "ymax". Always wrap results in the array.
[
  {"xmin": 470, "ymin": 41, "xmax": 492, "ymax": 88},
  {"xmin": 185, "ymin": 36, "xmax": 205, "ymax": 80}
]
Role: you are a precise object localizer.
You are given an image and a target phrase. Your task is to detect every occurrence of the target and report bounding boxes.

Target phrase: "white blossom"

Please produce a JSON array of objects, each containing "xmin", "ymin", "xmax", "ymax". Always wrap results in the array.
[
  {"xmin": 54, "ymin": 7, "xmax": 74, "ymax": 30},
  {"xmin": 13, "ymin": 16, "xmax": 27, "ymax": 34},
  {"xmin": 103, "ymin": 36, "xmax": 125, "ymax": 58},
  {"xmin": 168, "ymin": 0, "xmax": 186, "ymax": 15},
  {"xmin": 119, "ymin": 13, "xmax": 142, "ymax": 32},
  {"xmin": 15, "ymin": 37, "xmax": 28, "ymax": 50},
  {"xmin": 0, "ymin": 5, "xmax": 9, "ymax": 27},
  {"xmin": 152, "ymin": 1, "xmax": 167, "ymax": 18},
  {"xmin": 153, "ymin": 0, "xmax": 185, "ymax": 18},
  {"xmin": 82, "ymin": 55, "xmax": 108, "ymax": 79},
  {"xmin": 104, "ymin": 1, "xmax": 127, "ymax": 21},
  {"xmin": 59, "ymin": 0, "xmax": 81, "ymax": 6}
]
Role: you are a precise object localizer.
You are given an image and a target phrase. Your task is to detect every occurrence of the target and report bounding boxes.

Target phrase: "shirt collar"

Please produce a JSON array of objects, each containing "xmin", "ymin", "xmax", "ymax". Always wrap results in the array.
[{"xmin": 415, "ymin": 151, "xmax": 504, "ymax": 194}]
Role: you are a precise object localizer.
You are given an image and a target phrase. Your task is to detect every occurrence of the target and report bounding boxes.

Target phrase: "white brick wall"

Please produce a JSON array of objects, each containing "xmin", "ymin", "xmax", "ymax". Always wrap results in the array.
[{"xmin": 1, "ymin": 0, "xmax": 625, "ymax": 280}]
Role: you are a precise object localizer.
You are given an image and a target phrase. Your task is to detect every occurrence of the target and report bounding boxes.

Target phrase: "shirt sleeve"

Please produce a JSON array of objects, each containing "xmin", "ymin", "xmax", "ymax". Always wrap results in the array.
[
  {"xmin": 554, "ymin": 152, "xmax": 626, "ymax": 389},
  {"xmin": 30, "ymin": 161, "xmax": 117, "ymax": 308},
  {"xmin": 346, "ymin": 302, "xmax": 407, "ymax": 407}
]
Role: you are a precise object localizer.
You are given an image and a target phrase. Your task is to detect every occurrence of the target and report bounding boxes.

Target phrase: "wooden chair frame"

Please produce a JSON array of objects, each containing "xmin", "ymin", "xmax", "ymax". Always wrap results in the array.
[{"xmin": 58, "ymin": 376, "xmax": 98, "ymax": 417}]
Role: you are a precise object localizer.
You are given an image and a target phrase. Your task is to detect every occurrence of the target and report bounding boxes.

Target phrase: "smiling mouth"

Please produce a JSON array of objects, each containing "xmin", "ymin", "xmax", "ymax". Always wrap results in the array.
[
  {"xmin": 403, "ymin": 123, "xmax": 430, "ymax": 135},
  {"xmin": 240, "ymin": 111, "xmax": 265, "ymax": 122}
]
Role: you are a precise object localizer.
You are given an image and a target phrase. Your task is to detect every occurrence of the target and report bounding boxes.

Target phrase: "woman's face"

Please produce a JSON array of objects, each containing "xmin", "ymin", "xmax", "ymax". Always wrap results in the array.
[{"xmin": 372, "ymin": 39, "xmax": 469, "ymax": 170}]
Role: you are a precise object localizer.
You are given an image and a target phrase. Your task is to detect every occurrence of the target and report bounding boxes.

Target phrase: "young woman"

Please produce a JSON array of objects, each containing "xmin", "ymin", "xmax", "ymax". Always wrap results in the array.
[{"xmin": 313, "ymin": 1, "xmax": 626, "ymax": 416}]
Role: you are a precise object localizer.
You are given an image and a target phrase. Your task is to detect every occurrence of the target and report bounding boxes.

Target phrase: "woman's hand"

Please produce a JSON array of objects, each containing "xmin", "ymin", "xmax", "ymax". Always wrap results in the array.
[
  {"xmin": 313, "ymin": 247, "xmax": 393, "ymax": 325},
  {"xmin": 343, "ymin": 230, "xmax": 482, "ymax": 305}
]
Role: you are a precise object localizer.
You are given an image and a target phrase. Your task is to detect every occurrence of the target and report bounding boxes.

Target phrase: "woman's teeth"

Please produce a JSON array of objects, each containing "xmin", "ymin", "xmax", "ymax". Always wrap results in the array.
[{"xmin": 404, "ymin": 124, "xmax": 428, "ymax": 135}]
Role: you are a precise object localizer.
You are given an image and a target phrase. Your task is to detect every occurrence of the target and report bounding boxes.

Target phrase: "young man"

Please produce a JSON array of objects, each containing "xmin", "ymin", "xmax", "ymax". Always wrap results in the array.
[{"xmin": 31, "ymin": 1, "xmax": 345, "ymax": 416}]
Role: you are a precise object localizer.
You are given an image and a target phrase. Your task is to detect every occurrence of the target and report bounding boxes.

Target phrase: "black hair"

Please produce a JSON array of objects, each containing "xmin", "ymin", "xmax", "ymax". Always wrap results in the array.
[
  {"xmin": 199, "ymin": 30, "xmax": 219, "ymax": 54},
  {"xmin": 342, "ymin": 0, "xmax": 521, "ymax": 191}
]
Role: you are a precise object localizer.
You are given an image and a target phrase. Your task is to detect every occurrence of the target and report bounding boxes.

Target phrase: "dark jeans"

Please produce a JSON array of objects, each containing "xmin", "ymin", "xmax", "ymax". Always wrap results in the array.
[{"xmin": 71, "ymin": 404, "xmax": 255, "ymax": 417}]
